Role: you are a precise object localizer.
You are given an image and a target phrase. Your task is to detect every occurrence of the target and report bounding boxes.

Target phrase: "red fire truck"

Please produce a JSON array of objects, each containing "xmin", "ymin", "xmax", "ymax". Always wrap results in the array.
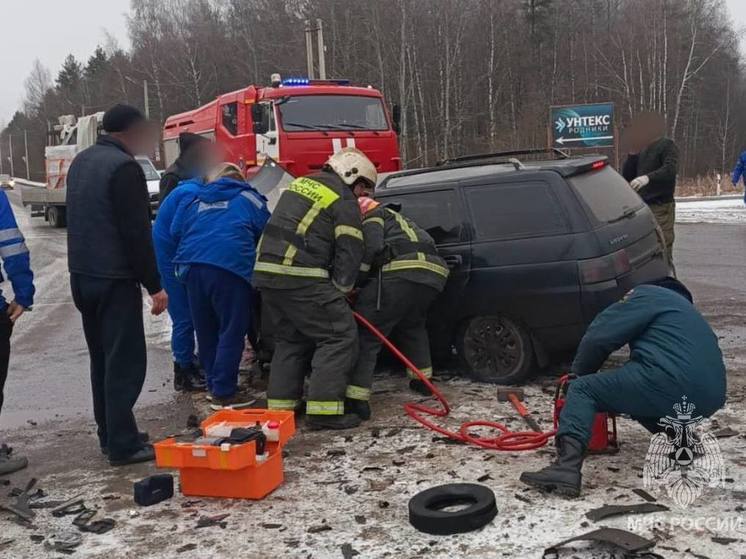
[{"xmin": 162, "ymin": 76, "xmax": 402, "ymax": 178}]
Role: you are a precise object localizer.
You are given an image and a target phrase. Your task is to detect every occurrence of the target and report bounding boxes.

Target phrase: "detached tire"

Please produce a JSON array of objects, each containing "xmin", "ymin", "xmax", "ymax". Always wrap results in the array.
[
  {"xmin": 458, "ymin": 315, "xmax": 535, "ymax": 385},
  {"xmin": 47, "ymin": 206, "xmax": 66, "ymax": 228},
  {"xmin": 409, "ymin": 483, "xmax": 497, "ymax": 535}
]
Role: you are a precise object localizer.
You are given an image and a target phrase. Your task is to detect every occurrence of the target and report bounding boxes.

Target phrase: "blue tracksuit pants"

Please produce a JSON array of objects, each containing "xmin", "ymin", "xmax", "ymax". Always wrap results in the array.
[
  {"xmin": 186, "ymin": 264, "xmax": 252, "ymax": 397},
  {"xmin": 156, "ymin": 254, "xmax": 196, "ymax": 368}
]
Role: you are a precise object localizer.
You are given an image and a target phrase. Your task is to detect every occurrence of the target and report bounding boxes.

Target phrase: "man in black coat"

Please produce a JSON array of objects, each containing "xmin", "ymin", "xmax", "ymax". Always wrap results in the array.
[
  {"xmin": 622, "ymin": 113, "xmax": 679, "ymax": 269},
  {"xmin": 159, "ymin": 132, "xmax": 213, "ymax": 202},
  {"xmin": 67, "ymin": 104, "xmax": 168, "ymax": 466}
]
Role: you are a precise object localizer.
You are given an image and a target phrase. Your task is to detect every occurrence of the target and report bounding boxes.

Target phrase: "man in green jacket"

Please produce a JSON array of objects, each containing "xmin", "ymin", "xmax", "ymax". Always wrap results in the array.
[{"xmin": 520, "ymin": 277, "xmax": 726, "ymax": 497}]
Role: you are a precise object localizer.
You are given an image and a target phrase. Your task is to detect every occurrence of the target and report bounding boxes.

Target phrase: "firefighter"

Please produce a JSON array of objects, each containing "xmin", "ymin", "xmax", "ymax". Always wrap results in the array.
[
  {"xmin": 520, "ymin": 277, "xmax": 726, "ymax": 498},
  {"xmin": 253, "ymin": 148, "xmax": 370, "ymax": 430},
  {"xmin": 346, "ymin": 196, "xmax": 449, "ymax": 420}
]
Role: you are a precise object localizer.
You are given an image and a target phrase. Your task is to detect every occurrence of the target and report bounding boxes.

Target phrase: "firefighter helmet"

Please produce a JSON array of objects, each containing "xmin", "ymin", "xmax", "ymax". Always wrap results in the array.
[
  {"xmin": 326, "ymin": 147, "xmax": 377, "ymax": 188},
  {"xmin": 357, "ymin": 196, "xmax": 381, "ymax": 215}
]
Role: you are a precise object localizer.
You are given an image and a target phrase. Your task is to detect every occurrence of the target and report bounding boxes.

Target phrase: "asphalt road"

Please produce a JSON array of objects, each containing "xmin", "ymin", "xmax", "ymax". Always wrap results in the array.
[
  {"xmin": 0, "ymin": 194, "xmax": 743, "ymax": 431},
  {"xmin": 1, "ymin": 190, "xmax": 175, "ymax": 429}
]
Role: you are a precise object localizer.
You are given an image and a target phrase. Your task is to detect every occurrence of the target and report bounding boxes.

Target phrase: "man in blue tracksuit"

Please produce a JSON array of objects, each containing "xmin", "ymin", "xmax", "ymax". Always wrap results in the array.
[
  {"xmin": 732, "ymin": 150, "xmax": 746, "ymax": 203},
  {"xmin": 521, "ymin": 277, "xmax": 726, "ymax": 497},
  {"xmin": 0, "ymin": 189, "xmax": 35, "ymax": 475},
  {"xmin": 171, "ymin": 164, "xmax": 270, "ymax": 406},
  {"xmin": 153, "ymin": 178, "xmax": 205, "ymax": 392}
]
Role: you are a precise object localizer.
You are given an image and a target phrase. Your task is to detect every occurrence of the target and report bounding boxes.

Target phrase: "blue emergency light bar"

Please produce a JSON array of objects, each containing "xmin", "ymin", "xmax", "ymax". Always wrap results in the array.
[{"xmin": 281, "ymin": 78, "xmax": 351, "ymax": 87}]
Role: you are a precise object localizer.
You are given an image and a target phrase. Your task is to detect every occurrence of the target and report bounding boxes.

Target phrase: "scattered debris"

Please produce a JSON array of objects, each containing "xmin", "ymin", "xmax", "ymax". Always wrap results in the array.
[
  {"xmin": 712, "ymin": 427, "xmax": 739, "ymax": 439},
  {"xmin": 51, "ymin": 497, "xmax": 86, "ymax": 518},
  {"xmin": 44, "ymin": 532, "xmax": 82, "ymax": 555},
  {"xmin": 477, "ymin": 474, "xmax": 492, "ymax": 482},
  {"xmin": 632, "ymin": 488, "xmax": 657, "ymax": 502},
  {"xmin": 327, "ymin": 449, "xmax": 346, "ymax": 457},
  {"xmin": 397, "ymin": 445, "xmax": 416, "ymax": 454},
  {"xmin": 514, "ymin": 493, "xmax": 532, "ymax": 504},
  {"xmin": 134, "ymin": 474, "xmax": 174, "ymax": 506},
  {"xmin": 260, "ymin": 523, "xmax": 282, "ymax": 529},
  {"xmin": 2, "ymin": 478, "xmax": 38, "ymax": 523},
  {"xmin": 196, "ymin": 513, "xmax": 230, "ymax": 529},
  {"xmin": 385, "ymin": 428, "xmax": 401, "ymax": 437},
  {"xmin": 354, "ymin": 515, "xmax": 366, "ymax": 525},
  {"xmin": 340, "ymin": 543, "xmax": 360, "ymax": 559},
  {"xmin": 29, "ymin": 535, "xmax": 44, "ymax": 543},
  {"xmin": 176, "ymin": 543, "xmax": 198, "ymax": 553},
  {"xmin": 378, "ymin": 501, "xmax": 390, "ymax": 509},
  {"xmin": 585, "ymin": 502, "xmax": 669, "ymax": 522},
  {"xmin": 543, "ymin": 527, "xmax": 656, "ymax": 557},
  {"xmin": 102, "ymin": 494, "xmax": 121, "ymax": 501},
  {"xmin": 308, "ymin": 524, "xmax": 332, "ymax": 534},
  {"xmin": 392, "ymin": 459, "xmax": 405, "ymax": 466},
  {"xmin": 711, "ymin": 536, "xmax": 739, "ymax": 545},
  {"xmin": 361, "ymin": 466, "xmax": 383, "ymax": 473}
]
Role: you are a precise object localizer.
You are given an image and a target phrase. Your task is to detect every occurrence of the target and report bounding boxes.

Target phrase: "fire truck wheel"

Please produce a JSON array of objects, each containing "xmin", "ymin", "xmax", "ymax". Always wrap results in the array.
[
  {"xmin": 47, "ymin": 206, "xmax": 66, "ymax": 228},
  {"xmin": 408, "ymin": 483, "xmax": 497, "ymax": 535}
]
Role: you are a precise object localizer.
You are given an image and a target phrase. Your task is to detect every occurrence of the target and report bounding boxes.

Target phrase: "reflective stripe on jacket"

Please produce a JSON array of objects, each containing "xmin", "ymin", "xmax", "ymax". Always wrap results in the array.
[
  {"xmin": 253, "ymin": 171, "xmax": 364, "ymax": 292},
  {"xmin": 0, "ymin": 191, "xmax": 34, "ymax": 309},
  {"xmin": 360, "ymin": 206, "xmax": 448, "ymax": 292}
]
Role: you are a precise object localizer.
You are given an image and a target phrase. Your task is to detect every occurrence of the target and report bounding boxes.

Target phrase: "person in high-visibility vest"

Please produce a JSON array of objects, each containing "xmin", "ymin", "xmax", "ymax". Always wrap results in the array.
[
  {"xmin": 347, "ymin": 196, "xmax": 449, "ymax": 420},
  {"xmin": 253, "ymin": 148, "xmax": 372, "ymax": 430}
]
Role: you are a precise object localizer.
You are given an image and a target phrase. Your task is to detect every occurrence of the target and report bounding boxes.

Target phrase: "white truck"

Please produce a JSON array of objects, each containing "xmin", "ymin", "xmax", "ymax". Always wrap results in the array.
[{"xmin": 19, "ymin": 113, "xmax": 161, "ymax": 227}]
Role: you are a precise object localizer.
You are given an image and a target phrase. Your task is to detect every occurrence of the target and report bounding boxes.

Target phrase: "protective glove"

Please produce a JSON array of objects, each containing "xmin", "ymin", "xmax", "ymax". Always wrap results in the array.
[{"xmin": 630, "ymin": 175, "xmax": 650, "ymax": 191}]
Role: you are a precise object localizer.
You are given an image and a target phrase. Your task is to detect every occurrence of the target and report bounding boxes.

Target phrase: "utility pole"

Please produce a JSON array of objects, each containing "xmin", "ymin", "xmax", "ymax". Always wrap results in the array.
[
  {"xmin": 143, "ymin": 80, "xmax": 150, "ymax": 120},
  {"xmin": 23, "ymin": 130, "xmax": 30, "ymax": 180},
  {"xmin": 316, "ymin": 18, "xmax": 326, "ymax": 79},
  {"xmin": 8, "ymin": 135, "xmax": 14, "ymax": 177},
  {"xmin": 0, "ymin": 138, "xmax": 4, "ymax": 175},
  {"xmin": 305, "ymin": 20, "xmax": 315, "ymax": 79}
]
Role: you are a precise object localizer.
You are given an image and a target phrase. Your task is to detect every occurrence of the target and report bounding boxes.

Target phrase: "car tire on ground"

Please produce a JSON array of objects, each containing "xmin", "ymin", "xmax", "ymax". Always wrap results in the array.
[
  {"xmin": 408, "ymin": 483, "xmax": 497, "ymax": 535},
  {"xmin": 458, "ymin": 315, "xmax": 535, "ymax": 385},
  {"xmin": 47, "ymin": 206, "xmax": 66, "ymax": 228}
]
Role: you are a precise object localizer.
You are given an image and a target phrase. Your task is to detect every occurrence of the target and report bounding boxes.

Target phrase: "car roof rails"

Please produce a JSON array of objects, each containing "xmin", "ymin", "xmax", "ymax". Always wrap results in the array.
[{"xmin": 436, "ymin": 147, "xmax": 569, "ymax": 167}]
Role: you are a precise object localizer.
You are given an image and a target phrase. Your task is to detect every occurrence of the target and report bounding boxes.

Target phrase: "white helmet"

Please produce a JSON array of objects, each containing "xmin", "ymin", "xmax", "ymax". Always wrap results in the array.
[{"xmin": 326, "ymin": 147, "xmax": 377, "ymax": 188}]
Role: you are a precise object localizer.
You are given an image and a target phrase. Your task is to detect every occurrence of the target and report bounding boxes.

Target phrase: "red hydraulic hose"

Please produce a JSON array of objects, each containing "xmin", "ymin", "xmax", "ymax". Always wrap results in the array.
[{"xmin": 353, "ymin": 311, "xmax": 556, "ymax": 451}]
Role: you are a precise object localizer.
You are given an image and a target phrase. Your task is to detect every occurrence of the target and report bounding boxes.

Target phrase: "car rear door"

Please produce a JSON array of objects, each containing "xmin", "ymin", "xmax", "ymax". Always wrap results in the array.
[{"xmin": 460, "ymin": 173, "xmax": 586, "ymax": 351}]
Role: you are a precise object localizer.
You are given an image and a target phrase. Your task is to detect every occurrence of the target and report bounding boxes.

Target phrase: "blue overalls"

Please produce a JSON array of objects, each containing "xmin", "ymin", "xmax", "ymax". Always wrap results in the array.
[
  {"xmin": 557, "ymin": 286, "xmax": 727, "ymax": 444},
  {"xmin": 171, "ymin": 178, "xmax": 269, "ymax": 398},
  {"xmin": 152, "ymin": 179, "xmax": 202, "ymax": 368}
]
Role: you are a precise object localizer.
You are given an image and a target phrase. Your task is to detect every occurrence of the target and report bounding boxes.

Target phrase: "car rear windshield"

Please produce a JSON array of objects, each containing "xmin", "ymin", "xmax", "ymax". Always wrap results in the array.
[
  {"xmin": 568, "ymin": 166, "xmax": 644, "ymax": 223},
  {"xmin": 278, "ymin": 95, "xmax": 389, "ymax": 132},
  {"xmin": 137, "ymin": 159, "xmax": 161, "ymax": 181}
]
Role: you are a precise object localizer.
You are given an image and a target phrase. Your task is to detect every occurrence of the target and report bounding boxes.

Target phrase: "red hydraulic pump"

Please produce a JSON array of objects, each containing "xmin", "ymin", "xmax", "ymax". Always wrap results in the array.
[{"xmin": 553, "ymin": 374, "xmax": 618, "ymax": 453}]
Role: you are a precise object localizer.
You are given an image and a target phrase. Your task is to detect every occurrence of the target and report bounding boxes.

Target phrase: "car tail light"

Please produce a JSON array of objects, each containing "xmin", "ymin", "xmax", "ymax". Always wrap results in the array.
[{"xmin": 578, "ymin": 249, "xmax": 631, "ymax": 284}]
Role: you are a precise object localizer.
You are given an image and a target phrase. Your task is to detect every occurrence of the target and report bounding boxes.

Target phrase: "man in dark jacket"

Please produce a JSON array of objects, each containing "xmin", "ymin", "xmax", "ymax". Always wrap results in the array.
[
  {"xmin": 622, "ymin": 113, "xmax": 679, "ymax": 267},
  {"xmin": 67, "ymin": 104, "xmax": 168, "ymax": 467},
  {"xmin": 520, "ymin": 278, "xmax": 726, "ymax": 498},
  {"xmin": 253, "ymin": 148, "xmax": 370, "ymax": 430},
  {"xmin": 159, "ymin": 132, "xmax": 213, "ymax": 203}
]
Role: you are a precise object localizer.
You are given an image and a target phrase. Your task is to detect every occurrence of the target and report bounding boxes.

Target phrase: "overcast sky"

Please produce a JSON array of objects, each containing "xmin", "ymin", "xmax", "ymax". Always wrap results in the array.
[{"xmin": 1, "ymin": 0, "xmax": 745, "ymax": 125}]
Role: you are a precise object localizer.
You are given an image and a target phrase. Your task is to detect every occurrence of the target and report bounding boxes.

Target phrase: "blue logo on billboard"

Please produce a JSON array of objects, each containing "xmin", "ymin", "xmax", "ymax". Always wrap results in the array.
[{"xmin": 550, "ymin": 103, "xmax": 614, "ymax": 148}]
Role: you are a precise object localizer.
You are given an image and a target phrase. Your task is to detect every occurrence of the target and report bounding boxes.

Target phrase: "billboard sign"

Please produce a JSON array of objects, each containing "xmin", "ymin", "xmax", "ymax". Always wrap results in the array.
[{"xmin": 550, "ymin": 103, "xmax": 614, "ymax": 149}]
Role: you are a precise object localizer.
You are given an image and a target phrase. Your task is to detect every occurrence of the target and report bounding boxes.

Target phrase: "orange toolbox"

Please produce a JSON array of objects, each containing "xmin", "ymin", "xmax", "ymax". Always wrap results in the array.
[{"xmin": 154, "ymin": 409, "xmax": 295, "ymax": 500}]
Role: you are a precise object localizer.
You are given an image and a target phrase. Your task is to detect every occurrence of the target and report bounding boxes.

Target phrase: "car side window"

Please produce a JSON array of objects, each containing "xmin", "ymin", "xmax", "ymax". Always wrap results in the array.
[
  {"xmin": 466, "ymin": 181, "xmax": 569, "ymax": 241},
  {"xmin": 378, "ymin": 189, "xmax": 463, "ymax": 245}
]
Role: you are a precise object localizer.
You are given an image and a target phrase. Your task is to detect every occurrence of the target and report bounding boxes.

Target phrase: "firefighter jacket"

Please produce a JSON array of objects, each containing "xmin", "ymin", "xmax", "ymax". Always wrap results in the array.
[
  {"xmin": 360, "ymin": 205, "xmax": 449, "ymax": 292},
  {"xmin": 253, "ymin": 171, "xmax": 364, "ymax": 292}
]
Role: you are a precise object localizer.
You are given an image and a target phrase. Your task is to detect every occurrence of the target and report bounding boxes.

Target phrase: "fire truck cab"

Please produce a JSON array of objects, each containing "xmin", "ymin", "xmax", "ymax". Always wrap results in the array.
[{"xmin": 162, "ymin": 76, "xmax": 402, "ymax": 178}]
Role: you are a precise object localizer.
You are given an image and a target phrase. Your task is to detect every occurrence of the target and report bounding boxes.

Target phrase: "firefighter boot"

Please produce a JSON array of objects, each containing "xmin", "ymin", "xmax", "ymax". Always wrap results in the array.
[
  {"xmin": 345, "ymin": 398, "xmax": 371, "ymax": 421},
  {"xmin": 409, "ymin": 379, "xmax": 432, "ymax": 396},
  {"xmin": 519, "ymin": 436, "xmax": 585, "ymax": 498},
  {"xmin": 306, "ymin": 414, "xmax": 362, "ymax": 430}
]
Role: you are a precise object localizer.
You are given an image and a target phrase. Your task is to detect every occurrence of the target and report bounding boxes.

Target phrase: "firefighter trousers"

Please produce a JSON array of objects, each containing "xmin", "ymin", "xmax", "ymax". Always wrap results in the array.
[
  {"xmin": 263, "ymin": 282, "xmax": 358, "ymax": 416},
  {"xmin": 349, "ymin": 276, "xmax": 439, "ymax": 401}
]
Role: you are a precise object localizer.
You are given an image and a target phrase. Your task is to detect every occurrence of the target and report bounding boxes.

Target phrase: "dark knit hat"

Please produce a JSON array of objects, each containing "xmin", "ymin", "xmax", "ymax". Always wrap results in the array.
[
  {"xmin": 178, "ymin": 132, "xmax": 210, "ymax": 154},
  {"xmin": 102, "ymin": 104, "xmax": 146, "ymax": 133},
  {"xmin": 643, "ymin": 277, "xmax": 694, "ymax": 303}
]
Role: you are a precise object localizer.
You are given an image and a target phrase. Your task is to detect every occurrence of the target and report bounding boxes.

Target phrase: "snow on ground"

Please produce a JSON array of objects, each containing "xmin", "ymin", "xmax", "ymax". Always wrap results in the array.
[{"xmin": 676, "ymin": 196, "xmax": 746, "ymax": 224}]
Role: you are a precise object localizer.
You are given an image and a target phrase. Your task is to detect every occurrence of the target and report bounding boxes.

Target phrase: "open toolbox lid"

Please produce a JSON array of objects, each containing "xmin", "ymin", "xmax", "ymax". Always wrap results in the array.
[{"xmin": 154, "ymin": 409, "xmax": 295, "ymax": 471}]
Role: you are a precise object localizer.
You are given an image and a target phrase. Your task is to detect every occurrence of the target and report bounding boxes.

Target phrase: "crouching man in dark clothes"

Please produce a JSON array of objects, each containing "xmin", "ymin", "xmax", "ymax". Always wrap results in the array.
[
  {"xmin": 520, "ymin": 278, "xmax": 726, "ymax": 497},
  {"xmin": 67, "ymin": 104, "xmax": 168, "ymax": 466}
]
